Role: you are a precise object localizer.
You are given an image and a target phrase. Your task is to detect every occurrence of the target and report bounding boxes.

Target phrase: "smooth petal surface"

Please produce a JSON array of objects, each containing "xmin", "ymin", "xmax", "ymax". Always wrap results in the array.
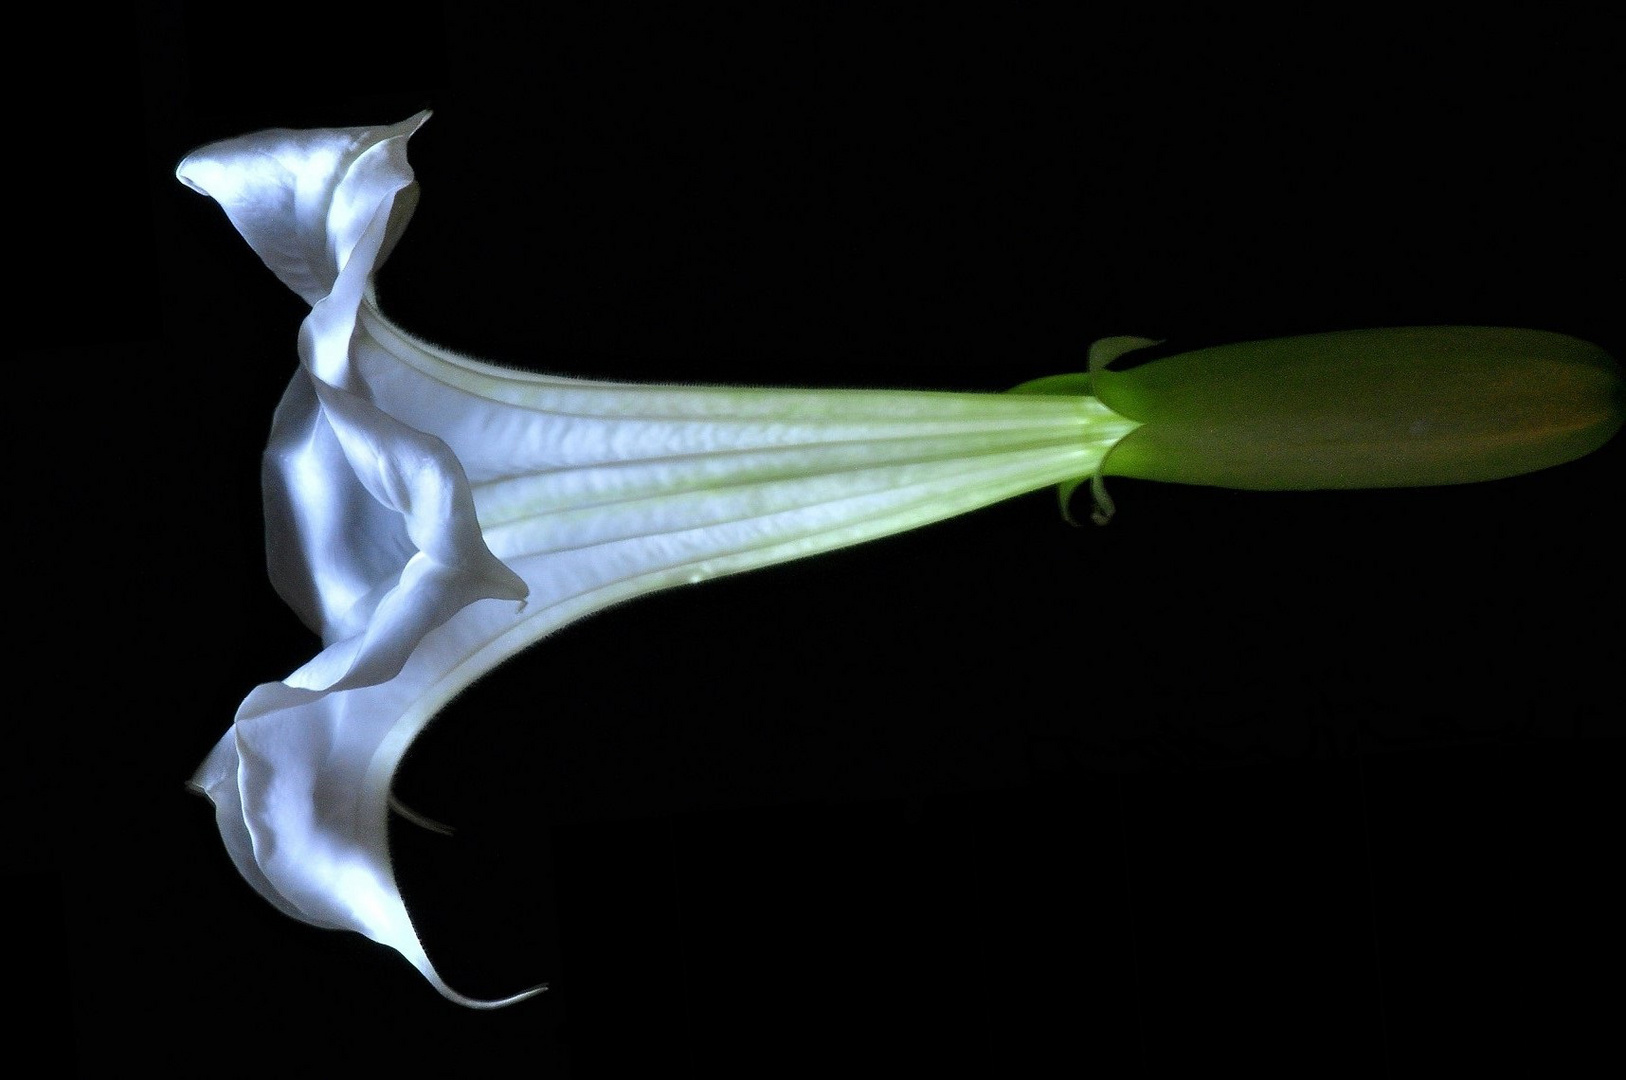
[
  {"xmin": 176, "ymin": 114, "xmax": 426, "ymax": 308},
  {"xmin": 179, "ymin": 113, "xmax": 527, "ymax": 669},
  {"xmin": 181, "ymin": 114, "xmax": 1137, "ymax": 1004}
]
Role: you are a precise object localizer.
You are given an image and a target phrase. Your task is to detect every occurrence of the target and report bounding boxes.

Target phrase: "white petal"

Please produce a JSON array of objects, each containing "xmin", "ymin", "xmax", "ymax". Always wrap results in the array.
[
  {"xmin": 176, "ymin": 113, "xmax": 428, "ymax": 308},
  {"xmin": 192, "ymin": 634, "xmax": 544, "ymax": 1008},
  {"xmin": 182, "ymin": 112, "xmax": 525, "ymax": 664}
]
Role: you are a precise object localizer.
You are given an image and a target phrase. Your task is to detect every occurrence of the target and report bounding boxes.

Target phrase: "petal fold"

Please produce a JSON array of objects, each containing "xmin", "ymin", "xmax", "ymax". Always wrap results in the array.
[
  {"xmin": 183, "ymin": 114, "xmax": 538, "ymax": 1003},
  {"xmin": 177, "ymin": 113, "xmax": 428, "ymax": 308}
]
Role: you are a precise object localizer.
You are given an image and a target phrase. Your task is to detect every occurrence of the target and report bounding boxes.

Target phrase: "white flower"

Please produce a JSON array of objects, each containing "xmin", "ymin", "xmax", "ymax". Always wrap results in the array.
[{"xmin": 177, "ymin": 112, "xmax": 1138, "ymax": 1005}]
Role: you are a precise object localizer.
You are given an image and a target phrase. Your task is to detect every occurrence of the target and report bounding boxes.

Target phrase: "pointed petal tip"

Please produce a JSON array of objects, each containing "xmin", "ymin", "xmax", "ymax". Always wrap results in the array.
[
  {"xmin": 446, "ymin": 982, "xmax": 551, "ymax": 1011},
  {"xmin": 423, "ymin": 967, "xmax": 550, "ymax": 1010}
]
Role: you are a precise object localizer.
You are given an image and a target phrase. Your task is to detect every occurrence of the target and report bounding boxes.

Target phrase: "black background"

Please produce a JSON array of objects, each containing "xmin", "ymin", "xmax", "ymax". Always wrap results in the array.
[{"xmin": 21, "ymin": 6, "xmax": 1622, "ymax": 1075}]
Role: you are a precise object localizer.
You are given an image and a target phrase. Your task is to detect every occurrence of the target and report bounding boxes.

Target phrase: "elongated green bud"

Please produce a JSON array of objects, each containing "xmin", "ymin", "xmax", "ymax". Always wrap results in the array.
[{"xmin": 1091, "ymin": 327, "xmax": 1622, "ymax": 490}]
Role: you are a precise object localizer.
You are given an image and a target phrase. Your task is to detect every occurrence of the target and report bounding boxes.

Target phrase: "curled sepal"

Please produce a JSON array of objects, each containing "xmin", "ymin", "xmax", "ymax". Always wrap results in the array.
[
  {"xmin": 1095, "ymin": 327, "xmax": 1623, "ymax": 490},
  {"xmin": 1007, "ymin": 337, "xmax": 1162, "ymax": 523}
]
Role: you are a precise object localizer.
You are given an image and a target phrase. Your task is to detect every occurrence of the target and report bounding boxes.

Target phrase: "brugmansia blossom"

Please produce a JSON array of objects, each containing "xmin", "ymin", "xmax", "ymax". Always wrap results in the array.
[{"xmin": 177, "ymin": 112, "xmax": 1622, "ymax": 1007}]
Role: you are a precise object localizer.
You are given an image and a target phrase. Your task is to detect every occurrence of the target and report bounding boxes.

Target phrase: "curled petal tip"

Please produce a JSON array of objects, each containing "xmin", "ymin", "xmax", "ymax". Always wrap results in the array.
[{"xmin": 429, "ymin": 977, "xmax": 551, "ymax": 1011}]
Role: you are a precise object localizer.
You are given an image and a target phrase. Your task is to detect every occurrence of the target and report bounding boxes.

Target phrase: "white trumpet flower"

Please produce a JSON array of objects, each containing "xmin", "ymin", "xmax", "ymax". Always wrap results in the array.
[
  {"xmin": 177, "ymin": 112, "xmax": 1138, "ymax": 1005},
  {"xmin": 180, "ymin": 111, "xmax": 1621, "ymax": 1007}
]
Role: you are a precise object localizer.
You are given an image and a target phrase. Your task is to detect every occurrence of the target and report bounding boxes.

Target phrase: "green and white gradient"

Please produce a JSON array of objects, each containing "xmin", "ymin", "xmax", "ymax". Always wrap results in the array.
[{"xmin": 178, "ymin": 111, "xmax": 1620, "ymax": 1008}]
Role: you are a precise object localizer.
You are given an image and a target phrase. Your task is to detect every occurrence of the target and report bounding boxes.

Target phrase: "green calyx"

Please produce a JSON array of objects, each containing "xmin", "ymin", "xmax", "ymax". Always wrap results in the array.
[{"xmin": 1055, "ymin": 327, "xmax": 1622, "ymax": 492}]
